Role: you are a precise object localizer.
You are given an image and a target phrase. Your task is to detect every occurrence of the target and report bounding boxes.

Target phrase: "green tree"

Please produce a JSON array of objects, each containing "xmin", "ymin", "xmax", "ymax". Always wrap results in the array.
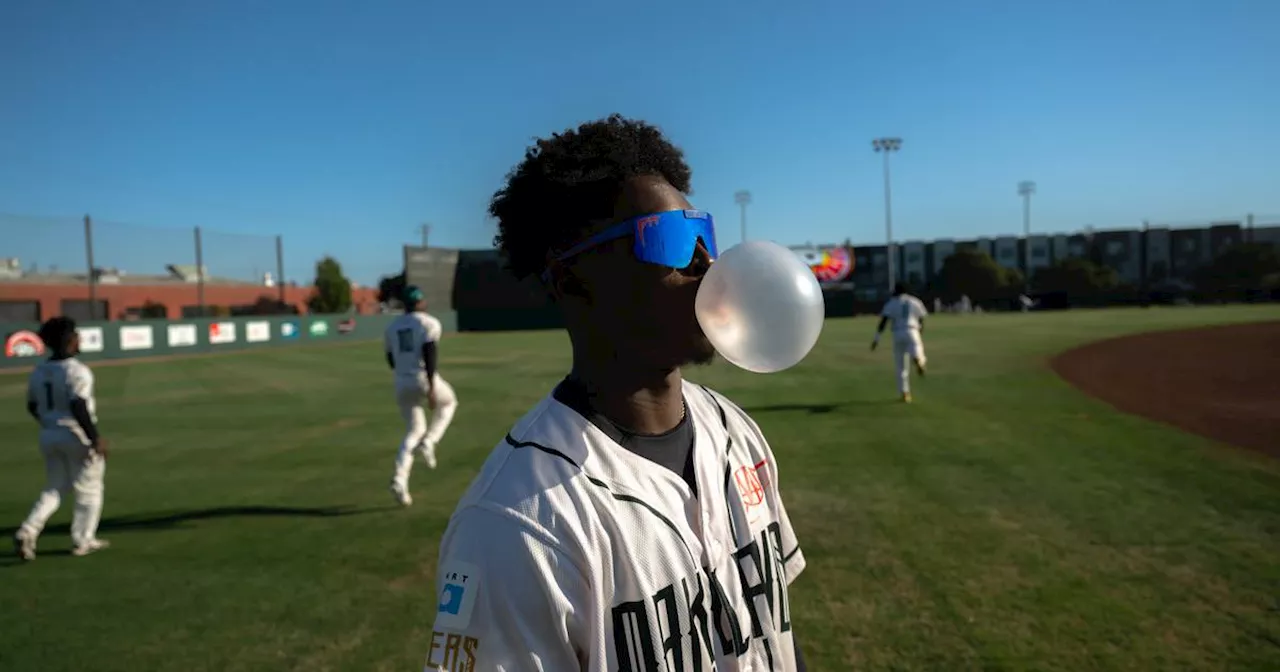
[
  {"xmin": 1032, "ymin": 257, "xmax": 1120, "ymax": 302},
  {"xmin": 1194, "ymin": 242, "xmax": 1280, "ymax": 298},
  {"xmin": 308, "ymin": 256, "xmax": 353, "ymax": 314},
  {"xmin": 935, "ymin": 248, "xmax": 1020, "ymax": 304},
  {"xmin": 377, "ymin": 271, "xmax": 407, "ymax": 306}
]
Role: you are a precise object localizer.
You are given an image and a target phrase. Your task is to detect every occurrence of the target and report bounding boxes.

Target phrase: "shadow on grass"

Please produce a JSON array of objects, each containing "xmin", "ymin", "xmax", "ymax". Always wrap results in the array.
[
  {"xmin": 743, "ymin": 400, "xmax": 900, "ymax": 414},
  {"xmin": 1, "ymin": 504, "xmax": 395, "ymax": 546}
]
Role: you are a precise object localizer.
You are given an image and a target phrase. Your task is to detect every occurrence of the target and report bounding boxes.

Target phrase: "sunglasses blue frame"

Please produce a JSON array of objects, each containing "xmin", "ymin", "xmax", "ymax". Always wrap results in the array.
[{"xmin": 543, "ymin": 209, "xmax": 718, "ymax": 281}]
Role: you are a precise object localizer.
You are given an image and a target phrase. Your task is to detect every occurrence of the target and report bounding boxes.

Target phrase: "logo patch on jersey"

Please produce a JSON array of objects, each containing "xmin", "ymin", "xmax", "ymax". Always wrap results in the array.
[
  {"xmin": 5, "ymin": 330, "xmax": 44, "ymax": 358},
  {"xmin": 735, "ymin": 463, "xmax": 767, "ymax": 524},
  {"xmin": 434, "ymin": 561, "xmax": 480, "ymax": 630}
]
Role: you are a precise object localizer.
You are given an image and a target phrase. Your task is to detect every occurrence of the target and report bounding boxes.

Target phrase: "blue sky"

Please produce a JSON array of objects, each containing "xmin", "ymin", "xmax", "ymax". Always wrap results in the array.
[{"xmin": 2, "ymin": 0, "xmax": 1276, "ymax": 285}]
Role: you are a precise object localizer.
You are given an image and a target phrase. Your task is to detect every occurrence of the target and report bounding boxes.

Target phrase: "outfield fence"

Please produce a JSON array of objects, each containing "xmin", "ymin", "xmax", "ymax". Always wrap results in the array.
[{"xmin": 0, "ymin": 313, "xmax": 458, "ymax": 370}]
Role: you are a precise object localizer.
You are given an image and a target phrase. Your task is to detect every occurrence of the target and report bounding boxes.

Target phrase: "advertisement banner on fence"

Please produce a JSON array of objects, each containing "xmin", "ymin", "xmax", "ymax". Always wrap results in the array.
[
  {"xmin": 168, "ymin": 324, "xmax": 198, "ymax": 348},
  {"xmin": 280, "ymin": 321, "xmax": 300, "ymax": 340},
  {"xmin": 309, "ymin": 320, "xmax": 329, "ymax": 337},
  {"xmin": 337, "ymin": 318, "xmax": 356, "ymax": 335},
  {"xmin": 4, "ymin": 330, "xmax": 44, "ymax": 358},
  {"xmin": 119, "ymin": 325, "xmax": 155, "ymax": 351},
  {"xmin": 209, "ymin": 322, "xmax": 237, "ymax": 345},
  {"xmin": 77, "ymin": 327, "xmax": 104, "ymax": 353},
  {"xmin": 246, "ymin": 321, "xmax": 271, "ymax": 343}
]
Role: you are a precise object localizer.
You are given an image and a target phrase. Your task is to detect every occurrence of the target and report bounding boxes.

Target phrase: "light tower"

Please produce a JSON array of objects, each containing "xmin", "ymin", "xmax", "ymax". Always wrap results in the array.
[
  {"xmin": 734, "ymin": 190, "xmax": 752, "ymax": 243},
  {"xmin": 872, "ymin": 137, "xmax": 903, "ymax": 293},
  {"xmin": 1018, "ymin": 180, "xmax": 1036, "ymax": 289}
]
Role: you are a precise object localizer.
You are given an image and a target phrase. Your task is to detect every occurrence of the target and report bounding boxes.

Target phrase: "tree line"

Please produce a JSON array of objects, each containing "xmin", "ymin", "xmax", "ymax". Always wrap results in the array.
[
  {"xmin": 300, "ymin": 241, "xmax": 1280, "ymax": 316},
  {"xmin": 928, "ymin": 241, "xmax": 1280, "ymax": 309}
]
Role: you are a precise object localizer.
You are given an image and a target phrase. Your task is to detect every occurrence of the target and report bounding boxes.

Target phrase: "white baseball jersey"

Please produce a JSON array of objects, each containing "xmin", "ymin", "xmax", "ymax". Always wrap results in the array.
[
  {"xmin": 27, "ymin": 357, "xmax": 96, "ymax": 443},
  {"xmin": 427, "ymin": 380, "xmax": 805, "ymax": 672},
  {"xmin": 385, "ymin": 311, "xmax": 443, "ymax": 382},
  {"xmin": 880, "ymin": 294, "xmax": 928, "ymax": 338}
]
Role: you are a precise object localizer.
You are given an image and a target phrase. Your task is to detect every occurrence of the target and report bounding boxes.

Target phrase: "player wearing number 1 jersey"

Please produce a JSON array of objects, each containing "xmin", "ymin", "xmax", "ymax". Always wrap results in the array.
[
  {"xmin": 13, "ymin": 317, "xmax": 111, "ymax": 561},
  {"xmin": 424, "ymin": 116, "xmax": 808, "ymax": 671},
  {"xmin": 871, "ymin": 282, "xmax": 929, "ymax": 402},
  {"xmin": 383, "ymin": 286, "xmax": 458, "ymax": 507}
]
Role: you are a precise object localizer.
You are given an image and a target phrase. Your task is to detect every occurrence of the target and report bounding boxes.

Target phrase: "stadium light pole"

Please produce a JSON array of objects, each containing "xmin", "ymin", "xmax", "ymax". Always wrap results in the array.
[
  {"xmin": 1018, "ymin": 180, "xmax": 1036, "ymax": 292},
  {"xmin": 872, "ymin": 137, "xmax": 902, "ymax": 294},
  {"xmin": 734, "ymin": 190, "xmax": 752, "ymax": 243}
]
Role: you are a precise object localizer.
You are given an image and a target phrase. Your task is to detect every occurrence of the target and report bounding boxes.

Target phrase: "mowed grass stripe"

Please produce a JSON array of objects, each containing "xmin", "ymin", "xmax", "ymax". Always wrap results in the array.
[{"xmin": 1, "ymin": 305, "xmax": 1278, "ymax": 671}]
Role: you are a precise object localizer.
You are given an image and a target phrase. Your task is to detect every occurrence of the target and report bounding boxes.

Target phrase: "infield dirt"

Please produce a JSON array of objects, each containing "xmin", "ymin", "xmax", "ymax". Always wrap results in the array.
[{"xmin": 1052, "ymin": 320, "xmax": 1280, "ymax": 457}]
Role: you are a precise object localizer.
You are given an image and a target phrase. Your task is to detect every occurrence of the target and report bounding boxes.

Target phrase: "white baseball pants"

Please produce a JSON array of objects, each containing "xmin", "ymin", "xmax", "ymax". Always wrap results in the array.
[
  {"xmin": 18, "ymin": 436, "xmax": 106, "ymax": 549},
  {"xmin": 893, "ymin": 333, "xmax": 927, "ymax": 395},
  {"xmin": 392, "ymin": 375, "xmax": 458, "ymax": 490}
]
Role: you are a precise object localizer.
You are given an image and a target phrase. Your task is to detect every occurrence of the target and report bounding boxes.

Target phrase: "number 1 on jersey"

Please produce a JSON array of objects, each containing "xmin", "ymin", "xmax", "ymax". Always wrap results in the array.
[
  {"xmin": 396, "ymin": 328, "xmax": 414, "ymax": 353},
  {"xmin": 44, "ymin": 381, "xmax": 54, "ymax": 409}
]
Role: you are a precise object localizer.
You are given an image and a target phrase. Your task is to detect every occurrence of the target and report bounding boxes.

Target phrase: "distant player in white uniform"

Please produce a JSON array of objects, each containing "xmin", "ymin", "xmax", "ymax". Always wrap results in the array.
[
  {"xmin": 871, "ymin": 282, "xmax": 928, "ymax": 402},
  {"xmin": 384, "ymin": 285, "xmax": 458, "ymax": 507},
  {"xmin": 13, "ymin": 317, "xmax": 111, "ymax": 561},
  {"xmin": 425, "ymin": 116, "xmax": 809, "ymax": 671}
]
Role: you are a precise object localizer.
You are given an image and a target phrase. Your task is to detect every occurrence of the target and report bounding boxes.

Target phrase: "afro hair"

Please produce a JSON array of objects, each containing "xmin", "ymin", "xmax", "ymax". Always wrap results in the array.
[{"xmin": 488, "ymin": 114, "xmax": 693, "ymax": 280}]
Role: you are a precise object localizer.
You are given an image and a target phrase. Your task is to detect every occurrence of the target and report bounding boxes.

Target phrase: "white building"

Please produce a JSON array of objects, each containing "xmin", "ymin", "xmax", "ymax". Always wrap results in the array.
[
  {"xmin": 931, "ymin": 239, "xmax": 956, "ymax": 276},
  {"xmin": 1026, "ymin": 235, "xmax": 1052, "ymax": 277},
  {"xmin": 1144, "ymin": 227, "xmax": 1171, "ymax": 282},
  {"xmin": 993, "ymin": 236, "xmax": 1019, "ymax": 270},
  {"xmin": 901, "ymin": 241, "xmax": 927, "ymax": 286}
]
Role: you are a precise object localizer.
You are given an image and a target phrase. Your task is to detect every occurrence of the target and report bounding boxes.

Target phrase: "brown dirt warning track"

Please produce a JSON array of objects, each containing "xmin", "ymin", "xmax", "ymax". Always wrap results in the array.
[{"xmin": 1052, "ymin": 321, "xmax": 1280, "ymax": 457}]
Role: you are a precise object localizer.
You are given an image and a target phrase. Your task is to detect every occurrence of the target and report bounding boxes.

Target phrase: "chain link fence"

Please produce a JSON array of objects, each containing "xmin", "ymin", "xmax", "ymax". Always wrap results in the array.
[{"xmin": 0, "ymin": 213, "xmax": 285, "ymax": 322}]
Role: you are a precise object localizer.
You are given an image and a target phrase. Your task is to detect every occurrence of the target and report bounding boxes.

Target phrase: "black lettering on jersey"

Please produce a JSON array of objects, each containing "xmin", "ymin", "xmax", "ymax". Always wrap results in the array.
[
  {"xmin": 612, "ymin": 599, "xmax": 660, "ymax": 672},
  {"xmin": 733, "ymin": 536, "xmax": 775, "ymax": 639},
  {"xmin": 654, "ymin": 584, "xmax": 685, "ymax": 671},
  {"xmin": 767, "ymin": 521, "xmax": 792, "ymax": 633},
  {"xmin": 707, "ymin": 569, "xmax": 750, "ymax": 656},
  {"xmin": 683, "ymin": 574, "xmax": 714, "ymax": 671}
]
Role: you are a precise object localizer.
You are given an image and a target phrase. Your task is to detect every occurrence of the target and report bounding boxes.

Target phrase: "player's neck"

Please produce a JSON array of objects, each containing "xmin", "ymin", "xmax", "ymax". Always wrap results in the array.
[{"xmin": 568, "ymin": 356, "xmax": 685, "ymax": 435}]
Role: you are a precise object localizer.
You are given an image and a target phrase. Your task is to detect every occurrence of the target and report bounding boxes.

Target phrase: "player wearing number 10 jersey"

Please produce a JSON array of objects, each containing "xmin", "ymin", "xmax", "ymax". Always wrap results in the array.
[
  {"xmin": 13, "ymin": 316, "xmax": 111, "ymax": 561},
  {"xmin": 383, "ymin": 286, "xmax": 458, "ymax": 507}
]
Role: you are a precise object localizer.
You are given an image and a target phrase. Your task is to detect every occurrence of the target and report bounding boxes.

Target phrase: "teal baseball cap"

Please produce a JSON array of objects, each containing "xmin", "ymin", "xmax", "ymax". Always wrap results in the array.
[{"xmin": 402, "ymin": 285, "xmax": 424, "ymax": 304}]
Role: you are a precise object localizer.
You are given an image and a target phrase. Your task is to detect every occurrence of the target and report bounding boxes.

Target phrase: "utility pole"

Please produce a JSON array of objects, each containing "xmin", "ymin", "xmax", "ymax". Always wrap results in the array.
[
  {"xmin": 419, "ymin": 223, "xmax": 431, "ymax": 248},
  {"xmin": 84, "ymin": 215, "xmax": 96, "ymax": 320}
]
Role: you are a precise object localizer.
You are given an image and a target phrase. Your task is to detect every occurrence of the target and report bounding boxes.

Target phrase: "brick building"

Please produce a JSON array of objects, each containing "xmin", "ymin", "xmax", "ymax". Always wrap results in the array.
[{"xmin": 0, "ymin": 263, "xmax": 378, "ymax": 323}]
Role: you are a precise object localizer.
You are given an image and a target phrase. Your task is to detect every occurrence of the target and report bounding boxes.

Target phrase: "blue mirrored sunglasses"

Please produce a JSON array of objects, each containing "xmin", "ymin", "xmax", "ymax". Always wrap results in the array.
[{"xmin": 542, "ymin": 209, "xmax": 718, "ymax": 281}]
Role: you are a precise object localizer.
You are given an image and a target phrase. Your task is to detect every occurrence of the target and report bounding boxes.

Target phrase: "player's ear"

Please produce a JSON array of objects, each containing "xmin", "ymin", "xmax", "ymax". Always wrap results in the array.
[{"xmin": 547, "ymin": 264, "xmax": 591, "ymax": 303}]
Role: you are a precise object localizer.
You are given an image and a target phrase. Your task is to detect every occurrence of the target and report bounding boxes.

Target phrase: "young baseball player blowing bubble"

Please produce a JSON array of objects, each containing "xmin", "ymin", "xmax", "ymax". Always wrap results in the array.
[
  {"xmin": 424, "ymin": 115, "xmax": 815, "ymax": 671},
  {"xmin": 13, "ymin": 317, "xmax": 111, "ymax": 561}
]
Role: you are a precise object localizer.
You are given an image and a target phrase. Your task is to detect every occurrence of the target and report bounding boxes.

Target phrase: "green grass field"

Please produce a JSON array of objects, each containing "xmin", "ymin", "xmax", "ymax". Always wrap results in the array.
[{"xmin": 2, "ymin": 306, "xmax": 1279, "ymax": 671}]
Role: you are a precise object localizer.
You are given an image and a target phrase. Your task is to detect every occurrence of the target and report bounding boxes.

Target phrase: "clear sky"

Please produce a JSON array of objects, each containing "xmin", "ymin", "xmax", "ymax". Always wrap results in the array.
[{"xmin": 2, "ymin": 0, "xmax": 1276, "ymax": 285}]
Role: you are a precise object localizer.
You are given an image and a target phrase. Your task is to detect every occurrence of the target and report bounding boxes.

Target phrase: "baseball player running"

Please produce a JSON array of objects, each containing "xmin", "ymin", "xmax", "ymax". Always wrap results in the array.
[
  {"xmin": 871, "ymin": 282, "xmax": 929, "ymax": 402},
  {"xmin": 425, "ymin": 115, "xmax": 808, "ymax": 671},
  {"xmin": 383, "ymin": 286, "xmax": 457, "ymax": 507},
  {"xmin": 13, "ymin": 317, "xmax": 111, "ymax": 561}
]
